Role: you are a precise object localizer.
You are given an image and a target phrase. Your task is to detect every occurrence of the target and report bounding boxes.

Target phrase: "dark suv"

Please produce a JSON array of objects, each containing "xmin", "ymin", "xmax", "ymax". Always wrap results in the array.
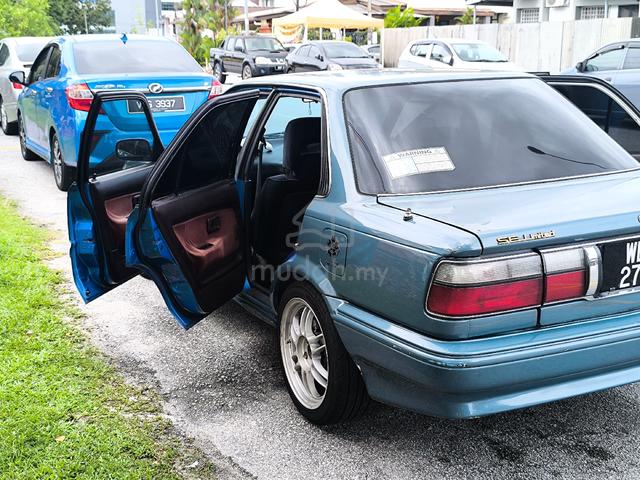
[{"xmin": 210, "ymin": 35, "xmax": 288, "ymax": 82}]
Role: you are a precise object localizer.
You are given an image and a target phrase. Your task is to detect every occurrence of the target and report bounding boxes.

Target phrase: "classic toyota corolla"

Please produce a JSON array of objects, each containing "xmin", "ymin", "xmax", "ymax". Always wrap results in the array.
[{"xmin": 67, "ymin": 70, "xmax": 640, "ymax": 424}]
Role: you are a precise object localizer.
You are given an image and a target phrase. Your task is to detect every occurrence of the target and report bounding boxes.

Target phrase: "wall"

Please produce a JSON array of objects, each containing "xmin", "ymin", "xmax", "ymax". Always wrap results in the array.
[{"xmin": 382, "ymin": 17, "xmax": 640, "ymax": 72}]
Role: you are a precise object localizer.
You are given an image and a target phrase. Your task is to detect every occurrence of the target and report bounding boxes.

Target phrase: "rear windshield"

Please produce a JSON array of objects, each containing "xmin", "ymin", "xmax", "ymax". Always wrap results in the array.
[
  {"xmin": 344, "ymin": 78, "xmax": 639, "ymax": 194},
  {"xmin": 73, "ymin": 40, "xmax": 202, "ymax": 74},
  {"xmin": 16, "ymin": 42, "xmax": 48, "ymax": 63},
  {"xmin": 322, "ymin": 42, "xmax": 368, "ymax": 59}
]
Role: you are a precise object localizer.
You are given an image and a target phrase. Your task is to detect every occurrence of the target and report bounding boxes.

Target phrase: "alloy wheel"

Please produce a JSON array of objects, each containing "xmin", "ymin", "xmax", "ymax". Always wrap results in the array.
[
  {"xmin": 214, "ymin": 63, "xmax": 222, "ymax": 81},
  {"xmin": 242, "ymin": 65, "xmax": 252, "ymax": 80},
  {"xmin": 1, "ymin": 103, "xmax": 7, "ymax": 132},
  {"xmin": 280, "ymin": 297, "xmax": 328, "ymax": 410},
  {"xmin": 52, "ymin": 137, "xmax": 63, "ymax": 186},
  {"xmin": 19, "ymin": 117, "xmax": 27, "ymax": 156}
]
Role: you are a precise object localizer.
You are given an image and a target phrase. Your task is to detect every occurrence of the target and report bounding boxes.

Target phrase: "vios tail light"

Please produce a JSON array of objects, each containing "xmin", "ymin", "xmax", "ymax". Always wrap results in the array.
[{"xmin": 65, "ymin": 83, "xmax": 94, "ymax": 112}]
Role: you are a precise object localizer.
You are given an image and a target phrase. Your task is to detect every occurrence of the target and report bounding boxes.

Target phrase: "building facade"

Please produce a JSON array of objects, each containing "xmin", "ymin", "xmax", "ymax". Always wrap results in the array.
[{"xmin": 513, "ymin": 0, "xmax": 639, "ymax": 23}]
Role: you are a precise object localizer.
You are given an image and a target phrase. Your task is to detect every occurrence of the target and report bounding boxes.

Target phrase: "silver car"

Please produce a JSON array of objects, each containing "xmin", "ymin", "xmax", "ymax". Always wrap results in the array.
[{"xmin": 0, "ymin": 37, "xmax": 51, "ymax": 135}]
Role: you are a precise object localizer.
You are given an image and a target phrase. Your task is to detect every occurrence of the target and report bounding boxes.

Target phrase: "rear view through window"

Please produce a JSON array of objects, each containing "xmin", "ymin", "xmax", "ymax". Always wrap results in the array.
[
  {"xmin": 73, "ymin": 40, "xmax": 203, "ymax": 75},
  {"xmin": 345, "ymin": 78, "xmax": 639, "ymax": 194}
]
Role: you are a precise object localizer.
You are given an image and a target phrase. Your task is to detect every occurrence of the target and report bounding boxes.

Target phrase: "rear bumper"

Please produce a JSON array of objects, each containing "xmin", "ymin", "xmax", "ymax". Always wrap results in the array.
[{"xmin": 330, "ymin": 299, "xmax": 640, "ymax": 418}]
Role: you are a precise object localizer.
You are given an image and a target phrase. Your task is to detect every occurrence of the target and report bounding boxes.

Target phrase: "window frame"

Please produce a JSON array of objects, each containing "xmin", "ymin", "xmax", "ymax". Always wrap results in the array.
[
  {"xmin": 622, "ymin": 44, "xmax": 640, "ymax": 70},
  {"xmin": 45, "ymin": 44, "xmax": 62, "ymax": 79},
  {"xmin": 409, "ymin": 42, "xmax": 432, "ymax": 58},
  {"xmin": 584, "ymin": 44, "xmax": 626, "ymax": 72},
  {"xmin": 430, "ymin": 42, "xmax": 453, "ymax": 65},
  {"xmin": 28, "ymin": 46, "xmax": 52, "ymax": 84},
  {"xmin": 237, "ymin": 87, "xmax": 329, "ymax": 197}
]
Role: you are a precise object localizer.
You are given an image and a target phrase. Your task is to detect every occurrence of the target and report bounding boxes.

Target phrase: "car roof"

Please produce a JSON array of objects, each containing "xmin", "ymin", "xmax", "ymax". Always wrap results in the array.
[
  {"xmin": 410, "ymin": 38, "xmax": 486, "ymax": 46},
  {"xmin": 59, "ymin": 34, "xmax": 176, "ymax": 44},
  {"xmin": 239, "ymin": 69, "xmax": 534, "ymax": 93}
]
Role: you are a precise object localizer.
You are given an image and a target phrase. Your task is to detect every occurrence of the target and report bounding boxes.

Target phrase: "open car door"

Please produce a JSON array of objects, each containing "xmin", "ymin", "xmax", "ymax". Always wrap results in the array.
[
  {"xmin": 125, "ymin": 90, "xmax": 262, "ymax": 329},
  {"xmin": 68, "ymin": 91, "xmax": 163, "ymax": 303},
  {"xmin": 542, "ymin": 75, "xmax": 640, "ymax": 159}
]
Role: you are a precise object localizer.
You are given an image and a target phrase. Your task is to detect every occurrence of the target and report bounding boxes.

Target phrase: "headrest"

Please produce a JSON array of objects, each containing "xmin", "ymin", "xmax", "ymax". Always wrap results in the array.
[{"xmin": 283, "ymin": 117, "xmax": 321, "ymax": 180}]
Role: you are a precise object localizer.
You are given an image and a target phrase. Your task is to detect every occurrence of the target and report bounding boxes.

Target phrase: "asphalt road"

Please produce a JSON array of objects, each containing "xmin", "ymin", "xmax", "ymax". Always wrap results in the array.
[{"xmin": 2, "ymin": 131, "xmax": 640, "ymax": 480}]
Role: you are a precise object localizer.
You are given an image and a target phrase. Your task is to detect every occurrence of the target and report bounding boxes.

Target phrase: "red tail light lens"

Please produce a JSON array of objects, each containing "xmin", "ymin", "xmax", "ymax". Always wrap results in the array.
[
  {"xmin": 542, "ymin": 248, "xmax": 587, "ymax": 303},
  {"xmin": 427, "ymin": 248, "xmax": 593, "ymax": 318},
  {"xmin": 427, "ymin": 254, "xmax": 543, "ymax": 317},
  {"xmin": 11, "ymin": 82, "xmax": 23, "ymax": 90},
  {"xmin": 65, "ymin": 83, "xmax": 94, "ymax": 112},
  {"xmin": 208, "ymin": 80, "xmax": 223, "ymax": 99}
]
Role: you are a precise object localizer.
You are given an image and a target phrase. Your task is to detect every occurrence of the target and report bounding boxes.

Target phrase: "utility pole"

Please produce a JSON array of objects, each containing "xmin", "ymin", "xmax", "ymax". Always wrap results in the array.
[
  {"xmin": 244, "ymin": 0, "xmax": 249, "ymax": 33},
  {"xmin": 367, "ymin": 0, "xmax": 371, "ymax": 44},
  {"xmin": 154, "ymin": 0, "xmax": 161, "ymax": 35}
]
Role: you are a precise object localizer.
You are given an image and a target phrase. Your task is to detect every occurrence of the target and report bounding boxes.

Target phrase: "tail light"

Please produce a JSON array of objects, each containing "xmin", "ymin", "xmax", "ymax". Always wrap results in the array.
[
  {"xmin": 208, "ymin": 81, "xmax": 223, "ymax": 99},
  {"xmin": 11, "ymin": 82, "xmax": 23, "ymax": 90},
  {"xmin": 427, "ymin": 248, "xmax": 593, "ymax": 318},
  {"xmin": 65, "ymin": 83, "xmax": 94, "ymax": 112},
  {"xmin": 427, "ymin": 254, "xmax": 543, "ymax": 317},
  {"xmin": 542, "ymin": 248, "xmax": 587, "ymax": 303}
]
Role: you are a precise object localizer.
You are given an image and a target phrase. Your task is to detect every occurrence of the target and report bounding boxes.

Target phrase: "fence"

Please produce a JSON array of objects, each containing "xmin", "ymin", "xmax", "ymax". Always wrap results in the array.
[{"xmin": 382, "ymin": 17, "xmax": 640, "ymax": 73}]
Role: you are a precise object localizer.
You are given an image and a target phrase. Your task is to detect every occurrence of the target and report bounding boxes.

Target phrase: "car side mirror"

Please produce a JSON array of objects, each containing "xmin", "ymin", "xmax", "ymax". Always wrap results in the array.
[
  {"xmin": 576, "ymin": 61, "xmax": 584, "ymax": 72},
  {"xmin": 116, "ymin": 139, "xmax": 153, "ymax": 165},
  {"xmin": 235, "ymin": 45, "xmax": 244, "ymax": 53},
  {"xmin": 316, "ymin": 54, "xmax": 324, "ymax": 62},
  {"xmin": 9, "ymin": 71, "xmax": 25, "ymax": 86}
]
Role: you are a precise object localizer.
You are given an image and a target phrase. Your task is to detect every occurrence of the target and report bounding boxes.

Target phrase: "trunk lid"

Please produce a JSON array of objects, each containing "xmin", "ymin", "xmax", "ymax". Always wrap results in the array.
[
  {"xmin": 378, "ymin": 171, "xmax": 640, "ymax": 255},
  {"xmin": 83, "ymin": 73, "xmax": 213, "ymax": 136}
]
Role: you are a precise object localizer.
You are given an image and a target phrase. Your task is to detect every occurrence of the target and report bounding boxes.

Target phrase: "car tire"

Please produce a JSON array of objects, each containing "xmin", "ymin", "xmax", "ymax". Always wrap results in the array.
[
  {"xmin": 51, "ymin": 133, "xmax": 73, "ymax": 191},
  {"xmin": 213, "ymin": 62, "xmax": 226, "ymax": 84},
  {"xmin": 0, "ymin": 98, "xmax": 17, "ymax": 135},
  {"xmin": 18, "ymin": 114, "xmax": 38, "ymax": 161},
  {"xmin": 278, "ymin": 282, "xmax": 370, "ymax": 425},
  {"xmin": 242, "ymin": 64, "xmax": 253, "ymax": 80}
]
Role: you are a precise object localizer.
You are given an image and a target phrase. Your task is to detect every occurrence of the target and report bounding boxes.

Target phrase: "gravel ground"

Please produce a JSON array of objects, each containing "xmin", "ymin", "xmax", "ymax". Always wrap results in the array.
[{"xmin": 2, "ymin": 131, "xmax": 640, "ymax": 480}]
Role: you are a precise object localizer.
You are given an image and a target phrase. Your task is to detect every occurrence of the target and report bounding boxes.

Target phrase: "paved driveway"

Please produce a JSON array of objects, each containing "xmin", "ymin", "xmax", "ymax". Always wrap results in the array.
[{"xmin": 1, "ymin": 131, "xmax": 639, "ymax": 479}]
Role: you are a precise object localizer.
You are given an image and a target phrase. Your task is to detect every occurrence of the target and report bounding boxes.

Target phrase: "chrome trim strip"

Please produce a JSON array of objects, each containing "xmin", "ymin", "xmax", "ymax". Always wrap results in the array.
[
  {"xmin": 92, "ymin": 86, "xmax": 211, "ymax": 94},
  {"xmin": 584, "ymin": 245, "xmax": 600, "ymax": 296}
]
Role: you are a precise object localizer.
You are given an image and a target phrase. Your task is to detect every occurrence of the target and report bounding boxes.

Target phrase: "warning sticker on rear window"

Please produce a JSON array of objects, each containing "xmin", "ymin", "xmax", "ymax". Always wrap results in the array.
[{"xmin": 382, "ymin": 147, "xmax": 455, "ymax": 179}]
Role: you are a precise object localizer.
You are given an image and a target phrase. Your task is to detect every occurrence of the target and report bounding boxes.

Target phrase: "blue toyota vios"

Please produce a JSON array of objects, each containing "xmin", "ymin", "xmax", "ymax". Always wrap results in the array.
[
  {"xmin": 66, "ymin": 69, "xmax": 640, "ymax": 424},
  {"xmin": 10, "ymin": 34, "xmax": 221, "ymax": 191}
]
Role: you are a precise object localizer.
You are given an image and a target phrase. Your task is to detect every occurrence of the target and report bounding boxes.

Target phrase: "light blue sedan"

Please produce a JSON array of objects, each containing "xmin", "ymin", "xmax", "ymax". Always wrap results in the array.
[
  {"xmin": 10, "ymin": 34, "xmax": 221, "ymax": 191},
  {"xmin": 67, "ymin": 70, "xmax": 640, "ymax": 424}
]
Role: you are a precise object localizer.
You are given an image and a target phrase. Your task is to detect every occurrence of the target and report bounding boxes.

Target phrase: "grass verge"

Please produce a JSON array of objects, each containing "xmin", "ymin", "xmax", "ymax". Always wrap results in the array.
[{"xmin": 0, "ymin": 197, "xmax": 214, "ymax": 479}]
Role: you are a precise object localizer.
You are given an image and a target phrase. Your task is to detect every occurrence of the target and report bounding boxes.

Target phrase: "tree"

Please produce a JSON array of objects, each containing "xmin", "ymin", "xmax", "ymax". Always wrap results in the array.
[
  {"xmin": 180, "ymin": 0, "xmax": 236, "ymax": 65},
  {"xmin": 455, "ymin": 7, "xmax": 474, "ymax": 25},
  {"xmin": 49, "ymin": 0, "xmax": 114, "ymax": 34},
  {"xmin": 384, "ymin": 6, "xmax": 421, "ymax": 29},
  {"xmin": 0, "ymin": 0, "xmax": 56, "ymax": 36}
]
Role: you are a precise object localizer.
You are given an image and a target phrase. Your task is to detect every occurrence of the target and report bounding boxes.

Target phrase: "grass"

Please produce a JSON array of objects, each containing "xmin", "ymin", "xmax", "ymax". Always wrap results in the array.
[{"xmin": 0, "ymin": 197, "xmax": 215, "ymax": 479}]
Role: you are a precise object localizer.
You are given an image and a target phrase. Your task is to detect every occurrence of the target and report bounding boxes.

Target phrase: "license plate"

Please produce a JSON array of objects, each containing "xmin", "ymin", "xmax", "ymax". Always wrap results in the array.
[
  {"xmin": 127, "ymin": 96, "xmax": 185, "ymax": 113},
  {"xmin": 600, "ymin": 237, "xmax": 640, "ymax": 293}
]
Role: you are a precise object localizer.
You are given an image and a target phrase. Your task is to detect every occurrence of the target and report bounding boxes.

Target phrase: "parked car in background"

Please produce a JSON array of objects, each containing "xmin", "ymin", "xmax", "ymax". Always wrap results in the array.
[
  {"xmin": 210, "ymin": 34, "xmax": 289, "ymax": 82},
  {"xmin": 11, "ymin": 34, "xmax": 221, "ymax": 191},
  {"xmin": 362, "ymin": 44, "xmax": 380, "ymax": 63},
  {"xmin": 564, "ymin": 39, "xmax": 640, "ymax": 109},
  {"xmin": 68, "ymin": 70, "xmax": 640, "ymax": 425},
  {"xmin": 0, "ymin": 37, "xmax": 51, "ymax": 135},
  {"xmin": 398, "ymin": 38, "xmax": 520, "ymax": 71},
  {"xmin": 286, "ymin": 40, "xmax": 379, "ymax": 72}
]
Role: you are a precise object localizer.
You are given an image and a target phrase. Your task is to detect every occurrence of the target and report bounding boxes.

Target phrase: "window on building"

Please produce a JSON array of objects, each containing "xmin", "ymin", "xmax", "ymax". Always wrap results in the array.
[
  {"xmin": 161, "ymin": 2, "xmax": 176, "ymax": 10},
  {"xmin": 619, "ymin": 4, "xmax": 639, "ymax": 17},
  {"xmin": 579, "ymin": 6, "xmax": 605, "ymax": 19},
  {"xmin": 517, "ymin": 8, "xmax": 539, "ymax": 23}
]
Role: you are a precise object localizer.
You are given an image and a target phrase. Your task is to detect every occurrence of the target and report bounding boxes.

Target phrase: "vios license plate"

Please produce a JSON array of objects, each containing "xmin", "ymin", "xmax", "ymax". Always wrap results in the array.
[
  {"xmin": 600, "ymin": 237, "xmax": 640, "ymax": 293},
  {"xmin": 127, "ymin": 96, "xmax": 185, "ymax": 113}
]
